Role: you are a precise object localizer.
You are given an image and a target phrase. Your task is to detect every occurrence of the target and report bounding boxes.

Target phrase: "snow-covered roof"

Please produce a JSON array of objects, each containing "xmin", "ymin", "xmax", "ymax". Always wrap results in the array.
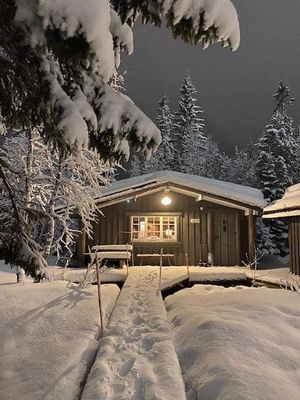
[
  {"xmin": 99, "ymin": 171, "xmax": 266, "ymax": 209},
  {"xmin": 264, "ymin": 183, "xmax": 300, "ymax": 218}
]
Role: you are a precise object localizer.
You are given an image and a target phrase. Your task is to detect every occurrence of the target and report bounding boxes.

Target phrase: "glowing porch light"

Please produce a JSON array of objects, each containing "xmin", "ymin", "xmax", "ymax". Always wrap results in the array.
[{"xmin": 161, "ymin": 196, "xmax": 172, "ymax": 206}]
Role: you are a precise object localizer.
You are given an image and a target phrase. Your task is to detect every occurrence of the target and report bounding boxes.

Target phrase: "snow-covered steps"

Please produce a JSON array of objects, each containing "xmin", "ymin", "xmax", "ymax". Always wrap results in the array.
[{"xmin": 81, "ymin": 268, "xmax": 187, "ymax": 400}]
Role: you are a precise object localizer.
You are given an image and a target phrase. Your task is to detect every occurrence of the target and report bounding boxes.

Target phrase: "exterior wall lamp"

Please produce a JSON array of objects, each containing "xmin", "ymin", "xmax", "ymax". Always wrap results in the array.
[{"xmin": 161, "ymin": 195, "xmax": 172, "ymax": 206}]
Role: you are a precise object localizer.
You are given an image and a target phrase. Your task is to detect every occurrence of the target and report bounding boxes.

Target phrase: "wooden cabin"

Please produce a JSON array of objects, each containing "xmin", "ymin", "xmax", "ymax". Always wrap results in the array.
[
  {"xmin": 264, "ymin": 183, "xmax": 300, "ymax": 276},
  {"xmin": 77, "ymin": 171, "xmax": 266, "ymax": 267}
]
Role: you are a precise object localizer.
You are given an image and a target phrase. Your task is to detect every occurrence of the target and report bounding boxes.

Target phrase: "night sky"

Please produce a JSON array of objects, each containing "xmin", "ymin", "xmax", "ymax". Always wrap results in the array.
[{"xmin": 122, "ymin": 0, "xmax": 300, "ymax": 153}]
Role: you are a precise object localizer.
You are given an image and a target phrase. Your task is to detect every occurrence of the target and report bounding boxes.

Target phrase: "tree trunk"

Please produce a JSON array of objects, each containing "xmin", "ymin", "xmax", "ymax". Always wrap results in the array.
[
  {"xmin": 42, "ymin": 161, "xmax": 63, "ymax": 259},
  {"xmin": 16, "ymin": 266, "xmax": 25, "ymax": 283},
  {"xmin": 43, "ymin": 213, "xmax": 55, "ymax": 259}
]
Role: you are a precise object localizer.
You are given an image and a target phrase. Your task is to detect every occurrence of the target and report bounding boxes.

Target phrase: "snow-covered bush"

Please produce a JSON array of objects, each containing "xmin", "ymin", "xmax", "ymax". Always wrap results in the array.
[{"xmin": 0, "ymin": 130, "xmax": 110, "ymax": 278}]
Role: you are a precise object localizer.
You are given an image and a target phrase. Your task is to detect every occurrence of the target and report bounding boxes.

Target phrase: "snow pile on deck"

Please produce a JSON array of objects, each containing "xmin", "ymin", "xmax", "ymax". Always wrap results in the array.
[
  {"xmin": 190, "ymin": 266, "xmax": 248, "ymax": 282},
  {"xmin": 82, "ymin": 268, "xmax": 186, "ymax": 400},
  {"xmin": 100, "ymin": 170, "xmax": 266, "ymax": 208},
  {"xmin": 165, "ymin": 285, "xmax": 300, "ymax": 400},
  {"xmin": 0, "ymin": 263, "xmax": 119, "ymax": 400},
  {"xmin": 264, "ymin": 183, "xmax": 300, "ymax": 218}
]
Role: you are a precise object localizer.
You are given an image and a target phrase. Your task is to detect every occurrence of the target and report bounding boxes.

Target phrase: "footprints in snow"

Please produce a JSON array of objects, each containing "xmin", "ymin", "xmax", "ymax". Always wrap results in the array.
[
  {"xmin": 133, "ymin": 315, "xmax": 145, "ymax": 326},
  {"xmin": 142, "ymin": 337, "xmax": 154, "ymax": 351},
  {"xmin": 118, "ymin": 357, "xmax": 135, "ymax": 377}
]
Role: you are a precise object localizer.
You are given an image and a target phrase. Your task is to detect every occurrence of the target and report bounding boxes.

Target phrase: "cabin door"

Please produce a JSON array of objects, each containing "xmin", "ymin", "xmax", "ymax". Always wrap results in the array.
[{"xmin": 214, "ymin": 213, "xmax": 237, "ymax": 266}]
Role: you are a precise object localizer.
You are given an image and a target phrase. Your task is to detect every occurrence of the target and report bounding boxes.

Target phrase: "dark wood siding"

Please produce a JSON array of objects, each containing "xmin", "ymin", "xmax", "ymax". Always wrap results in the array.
[
  {"xmin": 85, "ymin": 191, "xmax": 249, "ymax": 266},
  {"xmin": 289, "ymin": 219, "xmax": 300, "ymax": 276}
]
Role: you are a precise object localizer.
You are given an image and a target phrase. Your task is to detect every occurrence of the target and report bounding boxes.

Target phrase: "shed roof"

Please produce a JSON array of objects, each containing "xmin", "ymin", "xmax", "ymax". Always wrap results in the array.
[
  {"xmin": 98, "ymin": 171, "xmax": 266, "ymax": 210},
  {"xmin": 264, "ymin": 183, "xmax": 300, "ymax": 219}
]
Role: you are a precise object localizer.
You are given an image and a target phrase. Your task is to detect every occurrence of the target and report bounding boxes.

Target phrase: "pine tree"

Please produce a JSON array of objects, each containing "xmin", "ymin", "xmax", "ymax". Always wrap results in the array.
[
  {"xmin": 130, "ymin": 153, "xmax": 145, "ymax": 177},
  {"xmin": 256, "ymin": 217, "xmax": 278, "ymax": 256},
  {"xmin": 201, "ymin": 136, "xmax": 223, "ymax": 179},
  {"xmin": 223, "ymin": 146, "xmax": 256, "ymax": 186},
  {"xmin": 174, "ymin": 73, "xmax": 207, "ymax": 174},
  {"xmin": 272, "ymin": 82, "xmax": 299, "ymax": 185},
  {"xmin": 143, "ymin": 96, "xmax": 174, "ymax": 173},
  {"xmin": 255, "ymin": 81, "xmax": 297, "ymax": 256}
]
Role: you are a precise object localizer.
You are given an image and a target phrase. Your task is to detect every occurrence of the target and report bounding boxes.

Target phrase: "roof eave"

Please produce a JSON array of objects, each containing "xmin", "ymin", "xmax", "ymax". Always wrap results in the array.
[{"xmin": 97, "ymin": 180, "xmax": 264, "ymax": 211}]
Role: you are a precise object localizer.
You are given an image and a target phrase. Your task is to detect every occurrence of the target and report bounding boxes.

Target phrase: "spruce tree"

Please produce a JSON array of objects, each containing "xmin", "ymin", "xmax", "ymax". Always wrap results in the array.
[
  {"xmin": 174, "ymin": 73, "xmax": 207, "ymax": 174},
  {"xmin": 143, "ymin": 96, "xmax": 174, "ymax": 173},
  {"xmin": 255, "ymin": 81, "xmax": 297, "ymax": 256},
  {"xmin": 201, "ymin": 136, "xmax": 223, "ymax": 179},
  {"xmin": 223, "ymin": 146, "xmax": 256, "ymax": 187},
  {"xmin": 130, "ymin": 153, "xmax": 145, "ymax": 177}
]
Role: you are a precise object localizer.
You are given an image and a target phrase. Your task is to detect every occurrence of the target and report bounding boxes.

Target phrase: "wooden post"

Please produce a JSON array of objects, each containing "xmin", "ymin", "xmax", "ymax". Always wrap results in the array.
[
  {"xmin": 158, "ymin": 247, "xmax": 163, "ymax": 291},
  {"xmin": 95, "ymin": 253, "xmax": 104, "ymax": 338},
  {"xmin": 126, "ymin": 243, "xmax": 129, "ymax": 276},
  {"xmin": 248, "ymin": 210, "xmax": 255, "ymax": 268},
  {"xmin": 185, "ymin": 252, "xmax": 190, "ymax": 284},
  {"xmin": 207, "ymin": 212, "xmax": 214, "ymax": 266},
  {"xmin": 235, "ymin": 213, "xmax": 241, "ymax": 266}
]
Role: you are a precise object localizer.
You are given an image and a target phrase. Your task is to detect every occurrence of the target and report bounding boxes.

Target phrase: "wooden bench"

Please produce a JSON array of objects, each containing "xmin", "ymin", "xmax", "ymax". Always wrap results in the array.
[
  {"xmin": 92, "ymin": 245, "xmax": 133, "ymax": 252},
  {"xmin": 136, "ymin": 253, "xmax": 174, "ymax": 266},
  {"xmin": 86, "ymin": 244, "xmax": 132, "ymax": 268}
]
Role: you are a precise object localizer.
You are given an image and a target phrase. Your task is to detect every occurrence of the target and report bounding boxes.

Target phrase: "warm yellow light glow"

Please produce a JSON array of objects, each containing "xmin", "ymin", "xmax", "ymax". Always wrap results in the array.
[{"xmin": 161, "ymin": 196, "xmax": 172, "ymax": 206}]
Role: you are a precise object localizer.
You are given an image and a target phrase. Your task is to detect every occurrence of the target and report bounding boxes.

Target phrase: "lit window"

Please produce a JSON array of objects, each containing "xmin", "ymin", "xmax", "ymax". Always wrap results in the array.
[{"xmin": 131, "ymin": 216, "xmax": 177, "ymax": 242}]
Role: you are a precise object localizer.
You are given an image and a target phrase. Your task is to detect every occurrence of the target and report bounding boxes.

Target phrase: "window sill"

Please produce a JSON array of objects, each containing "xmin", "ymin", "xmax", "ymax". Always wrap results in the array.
[{"xmin": 132, "ymin": 241, "xmax": 183, "ymax": 247}]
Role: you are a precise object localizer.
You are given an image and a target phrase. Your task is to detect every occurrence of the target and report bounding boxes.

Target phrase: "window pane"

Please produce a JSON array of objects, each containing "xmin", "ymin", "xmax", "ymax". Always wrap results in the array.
[
  {"xmin": 131, "ymin": 216, "xmax": 177, "ymax": 241},
  {"xmin": 139, "ymin": 220, "xmax": 146, "ymax": 238},
  {"xmin": 146, "ymin": 216, "xmax": 160, "ymax": 240},
  {"xmin": 163, "ymin": 216, "xmax": 176, "ymax": 239}
]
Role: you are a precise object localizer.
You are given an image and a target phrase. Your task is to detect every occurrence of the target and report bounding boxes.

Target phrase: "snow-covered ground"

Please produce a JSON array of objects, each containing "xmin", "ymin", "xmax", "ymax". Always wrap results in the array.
[
  {"xmin": 82, "ymin": 268, "xmax": 186, "ymax": 400},
  {"xmin": 0, "ymin": 262, "xmax": 120, "ymax": 400},
  {"xmin": 165, "ymin": 285, "xmax": 300, "ymax": 400},
  {"xmin": 48, "ymin": 262, "xmax": 300, "ymax": 290},
  {"xmin": 48, "ymin": 265, "xmax": 128, "ymax": 283},
  {"xmin": 2, "ymin": 260, "xmax": 300, "ymax": 400},
  {"xmin": 247, "ymin": 267, "xmax": 300, "ymax": 286}
]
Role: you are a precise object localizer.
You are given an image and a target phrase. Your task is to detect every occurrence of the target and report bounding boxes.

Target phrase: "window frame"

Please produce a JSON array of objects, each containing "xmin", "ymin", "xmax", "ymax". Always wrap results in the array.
[{"xmin": 130, "ymin": 215, "xmax": 178, "ymax": 242}]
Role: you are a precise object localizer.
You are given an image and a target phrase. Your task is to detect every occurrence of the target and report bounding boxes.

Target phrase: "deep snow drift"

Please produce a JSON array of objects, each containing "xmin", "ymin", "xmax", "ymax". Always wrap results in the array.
[
  {"xmin": 0, "ymin": 262, "xmax": 120, "ymax": 400},
  {"xmin": 165, "ymin": 285, "xmax": 300, "ymax": 400}
]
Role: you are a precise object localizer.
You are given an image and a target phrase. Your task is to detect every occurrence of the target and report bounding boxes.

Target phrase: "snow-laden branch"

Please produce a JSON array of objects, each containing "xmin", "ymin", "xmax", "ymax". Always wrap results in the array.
[
  {"xmin": 9, "ymin": 0, "xmax": 239, "ymax": 157},
  {"xmin": 114, "ymin": 0, "xmax": 240, "ymax": 50}
]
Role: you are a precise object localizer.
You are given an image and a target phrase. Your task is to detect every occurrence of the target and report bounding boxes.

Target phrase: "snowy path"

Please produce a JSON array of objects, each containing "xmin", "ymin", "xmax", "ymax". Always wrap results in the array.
[{"xmin": 81, "ymin": 268, "xmax": 187, "ymax": 400}]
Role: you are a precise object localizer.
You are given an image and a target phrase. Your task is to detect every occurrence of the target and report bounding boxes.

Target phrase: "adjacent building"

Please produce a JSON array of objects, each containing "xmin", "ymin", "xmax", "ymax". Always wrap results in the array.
[{"xmin": 264, "ymin": 183, "xmax": 300, "ymax": 276}]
